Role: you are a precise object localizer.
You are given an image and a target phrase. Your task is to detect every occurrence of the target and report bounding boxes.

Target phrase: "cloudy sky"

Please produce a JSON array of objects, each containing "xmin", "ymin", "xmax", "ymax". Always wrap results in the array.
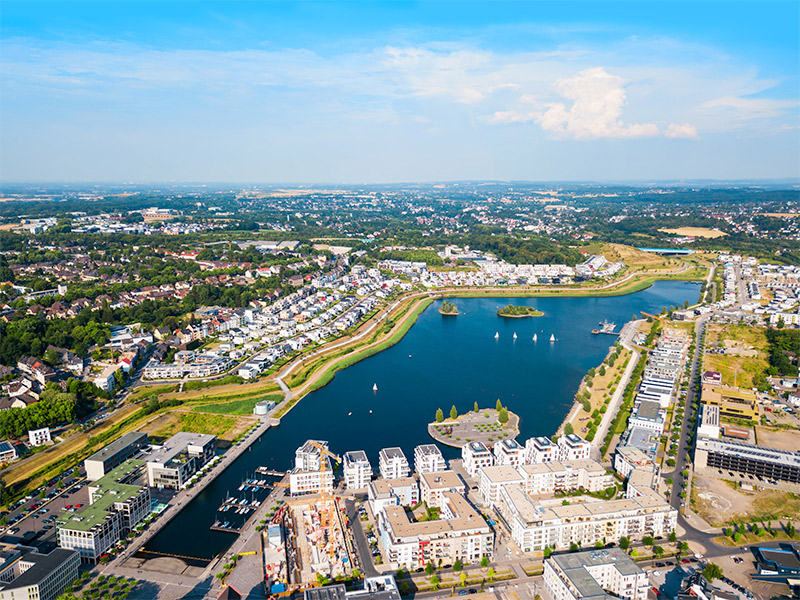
[{"xmin": 1, "ymin": 1, "xmax": 798, "ymax": 183}]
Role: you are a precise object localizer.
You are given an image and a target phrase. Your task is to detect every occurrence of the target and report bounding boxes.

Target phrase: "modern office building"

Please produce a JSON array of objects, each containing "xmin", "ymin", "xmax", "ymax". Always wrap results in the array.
[
  {"xmin": 146, "ymin": 432, "xmax": 216, "ymax": 489},
  {"xmin": 698, "ymin": 404, "xmax": 721, "ymax": 439},
  {"xmin": 543, "ymin": 548, "xmax": 648, "ymax": 600},
  {"xmin": 419, "ymin": 470, "xmax": 466, "ymax": 509},
  {"xmin": 0, "ymin": 545, "xmax": 80, "ymax": 600},
  {"xmin": 695, "ymin": 436, "xmax": 800, "ymax": 485},
  {"xmin": 493, "ymin": 439, "xmax": 524, "ymax": 468},
  {"xmin": 413, "ymin": 445, "xmax": 447, "ymax": 474},
  {"xmin": 57, "ymin": 459, "xmax": 150, "ymax": 563},
  {"xmin": 379, "ymin": 447, "xmax": 410, "ymax": 480},
  {"xmin": 343, "ymin": 451, "xmax": 372, "ymax": 490},
  {"xmin": 290, "ymin": 440, "xmax": 334, "ymax": 496},
  {"xmin": 701, "ymin": 384, "xmax": 759, "ymax": 422},
  {"xmin": 461, "ymin": 442, "xmax": 494, "ymax": 478},
  {"xmin": 628, "ymin": 401, "xmax": 666, "ymax": 435},
  {"xmin": 496, "ymin": 484, "xmax": 676, "ymax": 553},
  {"xmin": 84, "ymin": 432, "xmax": 148, "ymax": 481},
  {"xmin": 374, "ymin": 491, "xmax": 493, "ymax": 569}
]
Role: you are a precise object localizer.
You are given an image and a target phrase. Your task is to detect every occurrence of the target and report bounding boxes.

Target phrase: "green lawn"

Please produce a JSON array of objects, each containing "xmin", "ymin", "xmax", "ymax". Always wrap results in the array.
[{"xmin": 194, "ymin": 393, "xmax": 283, "ymax": 416}]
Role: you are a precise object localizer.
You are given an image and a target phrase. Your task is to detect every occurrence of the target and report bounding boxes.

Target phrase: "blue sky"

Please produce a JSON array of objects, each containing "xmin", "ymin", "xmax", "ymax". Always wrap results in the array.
[{"xmin": 1, "ymin": 1, "xmax": 798, "ymax": 183}]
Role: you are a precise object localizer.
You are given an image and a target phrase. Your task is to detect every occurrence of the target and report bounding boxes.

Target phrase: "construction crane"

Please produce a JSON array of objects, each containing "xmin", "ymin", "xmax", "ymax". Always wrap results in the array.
[
  {"xmin": 640, "ymin": 311, "xmax": 665, "ymax": 320},
  {"xmin": 307, "ymin": 441, "xmax": 343, "ymax": 566}
]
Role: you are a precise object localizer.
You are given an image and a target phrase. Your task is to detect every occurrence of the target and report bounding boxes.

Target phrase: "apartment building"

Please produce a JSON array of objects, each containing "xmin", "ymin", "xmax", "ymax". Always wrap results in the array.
[
  {"xmin": 628, "ymin": 401, "xmax": 666, "ymax": 435},
  {"xmin": 379, "ymin": 448, "xmax": 410, "ymax": 480},
  {"xmin": 57, "ymin": 460, "xmax": 150, "ymax": 563},
  {"xmin": 146, "ymin": 432, "xmax": 216, "ymax": 489},
  {"xmin": 461, "ymin": 442, "xmax": 494, "ymax": 478},
  {"xmin": 543, "ymin": 548, "xmax": 648, "ymax": 600},
  {"xmin": 525, "ymin": 437, "xmax": 559, "ymax": 464},
  {"xmin": 613, "ymin": 447, "xmax": 654, "ymax": 481},
  {"xmin": 518, "ymin": 460, "xmax": 613, "ymax": 496},
  {"xmin": 493, "ymin": 439, "xmax": 524, "ymax": 468},
  {"xmin": 84, "ymin": 432, "xmax": 148, "ymax": 481},
  {"xmin": 0, "ymin": 545, "xmax": 80, "ymax": 600},
  {"xmin": 557, "ymin": 435, "xmax": 591, "ymax": 462},
  {"xmin": 413, "ymin": 445, "xmax": 447, "ymax": 474},
  {"xmin": 496, "ymin": 484, "xmax": 676, "ymax": 553},
  {"xmin": 478, "ymin": 465, "xmax": 525, "ymax": 508},
  {"xmin": 27, "ymin": 427, "xmax": 51, "ymax": 447},
  {"xmin": 420, "ymin": 471, "xmax": 466, "ymax": 509},
  {"xmin": 375, "ymin": 491, "xmax": 493, "ymax": 569},
  {"xmin": 368, "ymin": 478, "xmax": 419, "ymax": 512},
  {"xmin": 343, "ymin": 451, "xmax": 372, "ymax": 490},
  {"xmin": 290, "ymin": 440, "xmax": 334, "ymax": 496}
]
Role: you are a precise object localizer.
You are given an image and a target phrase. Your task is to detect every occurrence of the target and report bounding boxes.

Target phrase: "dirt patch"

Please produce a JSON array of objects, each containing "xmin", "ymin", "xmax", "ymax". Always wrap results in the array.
[
  {"xmin": 693, "ymin": 473, "xmax": 800, "ymax": 525},
  {"xmin": 705, "ymin": 324, "xmax": 769, "ymax": 389},
  {"xmin": 659, "ymin": 227, "xmax": 728, "ymax": 238},
  {"xmin": 755, "ymin": 426, "xmax": 800, "ymax": 452},
  {"xmin": 140, "ymin": 410, "xmax": 253, "ymax": 441}
]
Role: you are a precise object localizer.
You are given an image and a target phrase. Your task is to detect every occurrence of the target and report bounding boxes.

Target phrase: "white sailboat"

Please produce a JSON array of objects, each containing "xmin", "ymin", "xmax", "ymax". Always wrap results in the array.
[
  {"xmin": 513, "ymin": 332, "xmax": 517, "ymax": 339},
  {"xmin": 550, "ymin": 333, "xmax": 556, "ymax": 342},
  {"xmin": 533, "ymin": 333, "xmax": 537, "ymax": 342},
  {"xmin": 373, "ymin": 383, "xmax": 378, "ymax": 392},
  {"xmin": 494, "ymin": 332, "xmax": 499, "ymax": 339},
  {"xmin": 348, "ymin": 412, "xmax": 352, "ymax": 416}
]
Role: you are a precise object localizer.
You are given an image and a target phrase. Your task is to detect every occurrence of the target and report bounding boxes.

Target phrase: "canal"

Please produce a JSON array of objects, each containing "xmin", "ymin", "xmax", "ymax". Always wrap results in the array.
[{"xmin": 144, "ymin": 280, "xmax": 700, "ymax": 561}]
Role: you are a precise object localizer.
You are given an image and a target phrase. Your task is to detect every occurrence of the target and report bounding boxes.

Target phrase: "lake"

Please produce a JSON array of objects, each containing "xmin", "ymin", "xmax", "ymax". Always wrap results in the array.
[{"xmin": 144, "ymin": 280, "xmax": 700, "ymax": 561}]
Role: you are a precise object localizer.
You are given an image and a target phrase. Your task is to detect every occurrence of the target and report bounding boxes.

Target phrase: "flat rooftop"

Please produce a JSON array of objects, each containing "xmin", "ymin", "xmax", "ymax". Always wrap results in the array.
[
  {"xmin": 697, "ymin": 437, "xmax": 800, "ymax": 468},
  {"xmin": 551, "ymin": 547, "xmax": 644, "ymax": 597},
  {"xmin": 420, "ymin": 470, "xmax": 464, "ymax": 490},
  {"xmin": 380, "ymin": 447, "xmax": 407, "ymax": 461},
  {"xmin": 480, "ymin": 465, "xmax": 524, "ymax": 484},
  {"xmin": 85, "ymin": 432, "xmax": 147, "ymax": 464},
  {"xmin": 344, "ymin": 450, "xmax": 370, "ymax": 464},
  {"xmin": 0, "ymin": 547, "xmax": 78, "ymax": 592},
  {"xmin": 149, "ymin": 432, "xmax": 216, "ymax": 465}
]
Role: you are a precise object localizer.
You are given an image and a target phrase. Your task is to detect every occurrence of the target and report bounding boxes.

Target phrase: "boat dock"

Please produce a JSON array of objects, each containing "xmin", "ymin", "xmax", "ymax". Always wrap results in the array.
[
  {"xmin": 592, "ymin": 320, "xmax": 619, "ymax": 336},
  {"xmin": 255, "ymin": 467, "xmax": 287, "ymax": 477},
  {"xmin": 210, "ymin": 520, "xmax": 242, "ymax": 533}
]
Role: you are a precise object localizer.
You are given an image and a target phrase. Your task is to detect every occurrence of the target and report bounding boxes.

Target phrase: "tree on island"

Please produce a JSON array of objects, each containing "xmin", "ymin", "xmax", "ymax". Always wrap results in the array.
[
  {"xmin": 496, "ymin": 399, "xmax": 502, "ymax": 411},
  {"xmin": 435, "ymin": 408, "xmax": 444, "ymax": 423},
  {"xmin": 474, "ymin": 401, "xmax": 479, "ymax": 413},
  {"xmin": 440, "ymin": 300, "xmax": 459, "ymax": 315},
  {"xmin": 450, "ymin": 405, "xmax": 458, "ymax": 420},
  {"xmin": 498, "ymin": 407, "xmax": 509, "ymax": 424}
]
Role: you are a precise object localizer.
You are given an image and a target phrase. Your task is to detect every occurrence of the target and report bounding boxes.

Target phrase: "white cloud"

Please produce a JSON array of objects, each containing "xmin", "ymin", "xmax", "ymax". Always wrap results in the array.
[
  {"xmin": 700, "ymin": 95, "xmax": 799, "ymax": 121},
  {"xmin": 664, "ymin": 123, "xmax": 699, "ymax": 139}
]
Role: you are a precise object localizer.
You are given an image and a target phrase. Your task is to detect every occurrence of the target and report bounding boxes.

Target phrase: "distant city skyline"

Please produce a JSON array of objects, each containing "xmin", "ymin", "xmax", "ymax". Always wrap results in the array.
[{"xmin": 1, "ymin": 1, "xmax": 798, "ymax": 183}]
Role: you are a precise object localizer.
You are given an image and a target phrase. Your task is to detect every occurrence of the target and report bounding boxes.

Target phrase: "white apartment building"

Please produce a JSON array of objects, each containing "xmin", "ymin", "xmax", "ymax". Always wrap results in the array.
[
  {"xmin": 462, "ymin": 441, "xmax": 494, "ymax": 479},
  {"xmin": 27, "ymin": 427, "xmax": 51, "ymax": 447},
  {"xmin": 420, "ymin": 470, "xmax": 466, "ymax": 509},
  {"xmin": 628, "ymin": 401, "xmax": 666, "ymax": 435},
  {"xmin": 525, "ymin": 437, "xmax": 559, "ymax": 464},
  {"xmin": 343, "ymin": 450, "xmax": 372, "ymax": 490},
  {"xmin": 375, "ymin": 491, "xmax": 493, "ymax": 570},
  {"xmin": 557, "ymin": 435, "xmax": 591, "ymax": 462},
  {"xmin": 146, "ymin": 432, "xmax": 216, "ymax": 489},
  {"xmin": 379, "ymin": 447, "xmax": 410, "ymax": 480},
  {"xmin": 413, "ymin": 444, "xmax": 447, "ymax": 474},
  {"xmin": 479, "ymin": 465, "xmax": 525, "ymax": 508},
  {"xmin": 613, "ymin": 446, "xmax": 654, "ymax": 481},
  {"xmin": 543, "ymin": 548, "xmax": 648, "ymax": 600},
  {"xmin": 518, "ymin": 460, "xmax": 613, "ymax": 496},
  {"xmin": 368, "ymin": 477, "xmax": 419, "ymax": 512},
  {"xmin": 290, "ymin": 440, "xmax": 334, "ymax": 496},
  {"xmin": 493, "ymin": 439, "xmax": 524, "ymax": 468},
  {"xmin": 496, "ymin": 484, "xmax": 677, "ymax": 553}
]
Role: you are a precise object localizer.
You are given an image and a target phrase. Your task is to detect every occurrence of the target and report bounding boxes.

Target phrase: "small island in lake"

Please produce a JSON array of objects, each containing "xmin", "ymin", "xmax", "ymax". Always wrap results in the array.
[
  {"xmin": 497, "ymin": 304, "xmax": 543, "ymax": 318},
  {"xmin": 439, "ymin": 300, "xmax": 459, "ymax": 315}
]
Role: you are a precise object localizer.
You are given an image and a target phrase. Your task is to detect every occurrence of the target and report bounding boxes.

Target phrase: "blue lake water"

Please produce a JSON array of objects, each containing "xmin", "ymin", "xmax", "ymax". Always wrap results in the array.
[{"xmin": 144, "ymin": 280, "xmax": 699, "ymax": 560}]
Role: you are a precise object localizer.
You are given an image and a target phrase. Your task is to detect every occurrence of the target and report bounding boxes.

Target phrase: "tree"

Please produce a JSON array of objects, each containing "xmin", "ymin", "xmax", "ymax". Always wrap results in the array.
[
  {"xmin": 569, "ymin": 542, "xmax": 579, "ymax": 552},
  {"xmin": 486, "ymin": 568, "xmax": 495, "ymax": 582},
  {"xmin": 425, "ymin": 563, "xmax": 435, "ymax": 576},
  {"xmin": 564, "ymin": 423, "xmax": 574, "ymax": 435},
  {"xmin": 480, "ymin": 556, "xmax": 490, "ymax": 568},
  {"xmin": 498, "ymin": 407, "xmax": 509, "ymax": 424},
  {"xmin": 702, "ymin": 563, "xmax": 723, "ymax": 582},
  {"xmin": 598, "ymin": 365, "xmax": 606, "ymax": 377},
  {"xmin": 453, "ymin": 558, "xmax": 463, "ymax": 572},
  {"xmin": 429, "ymin": 575, "xmax": 440, "ymax": 590},
  {"xmin": 653, "ymin": 545, "xmax": 664, "ymax": 557},
  {"xmin": 496, "ymin": 399, "xmax": 502, "ymax": 411},
  {"xmin": 474, "ymin": 401, "xmax": 479, "ymax": 413},
  {"xmin": 459, "ymin": 572, "xmax": 467, "ymax": 587},
  {"xmin": 543, "ymin": 547, "xmax": 552, "ymax": 558},
  {"xmin": 44, "ymin": 349, "xmax": 61, "ymax": 367},
  {"xmin": 642, "ymin": 535, "xmax": 654, "ymax": 547},
  {"xmin": 668, "ymin": 530, "xmax": 677, "ymax": 544},
  {"xmin": 619, "ymin": 536, "xmax": 630, "ymax": 551},
  {"xmin": 435, "ymin": 408, "xmax": 444, "ymax": 423},
  {"xmin": 450, "ymin": 405, "xmax": 458, "ymax": 420}
]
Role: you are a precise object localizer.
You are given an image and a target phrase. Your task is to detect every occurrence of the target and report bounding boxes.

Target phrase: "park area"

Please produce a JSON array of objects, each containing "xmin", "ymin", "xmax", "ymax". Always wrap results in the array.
[{"xmin": 428, "ymin": 408, "xmax": 519, "ymax": 448}]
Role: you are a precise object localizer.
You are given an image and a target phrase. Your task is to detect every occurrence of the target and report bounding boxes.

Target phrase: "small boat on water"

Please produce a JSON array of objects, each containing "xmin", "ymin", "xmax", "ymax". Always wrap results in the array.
[
  {"xmin": 373, "ymin": 383, "xmax": 378, "ymax": 392},
  {"xmin": 348, "ymin": 412, "xmax": 352, "ymax": 416},
  {"xmin": 533, "ymin": 333, "xmax": 538, "ymax": 342},
  {"xmin": 369, "ymin": 409, "xmax": 373, "ymax": 414},
  {"xmin": 550, "ymin": 334, "xmax": 556, "ymax": 342},
  {"xmin": 494, "ymin": 332, "xmax": 499, "ymax": 339},
  {"xmin": 513, "ymin": 332, "xmax": 518, "ymax": 339}
]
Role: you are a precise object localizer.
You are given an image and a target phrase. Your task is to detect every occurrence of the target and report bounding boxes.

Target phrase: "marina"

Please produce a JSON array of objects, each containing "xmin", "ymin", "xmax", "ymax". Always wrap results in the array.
[{"xmin": 592, "ymin": 320, "xmax": 619, "ymax": 335}]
